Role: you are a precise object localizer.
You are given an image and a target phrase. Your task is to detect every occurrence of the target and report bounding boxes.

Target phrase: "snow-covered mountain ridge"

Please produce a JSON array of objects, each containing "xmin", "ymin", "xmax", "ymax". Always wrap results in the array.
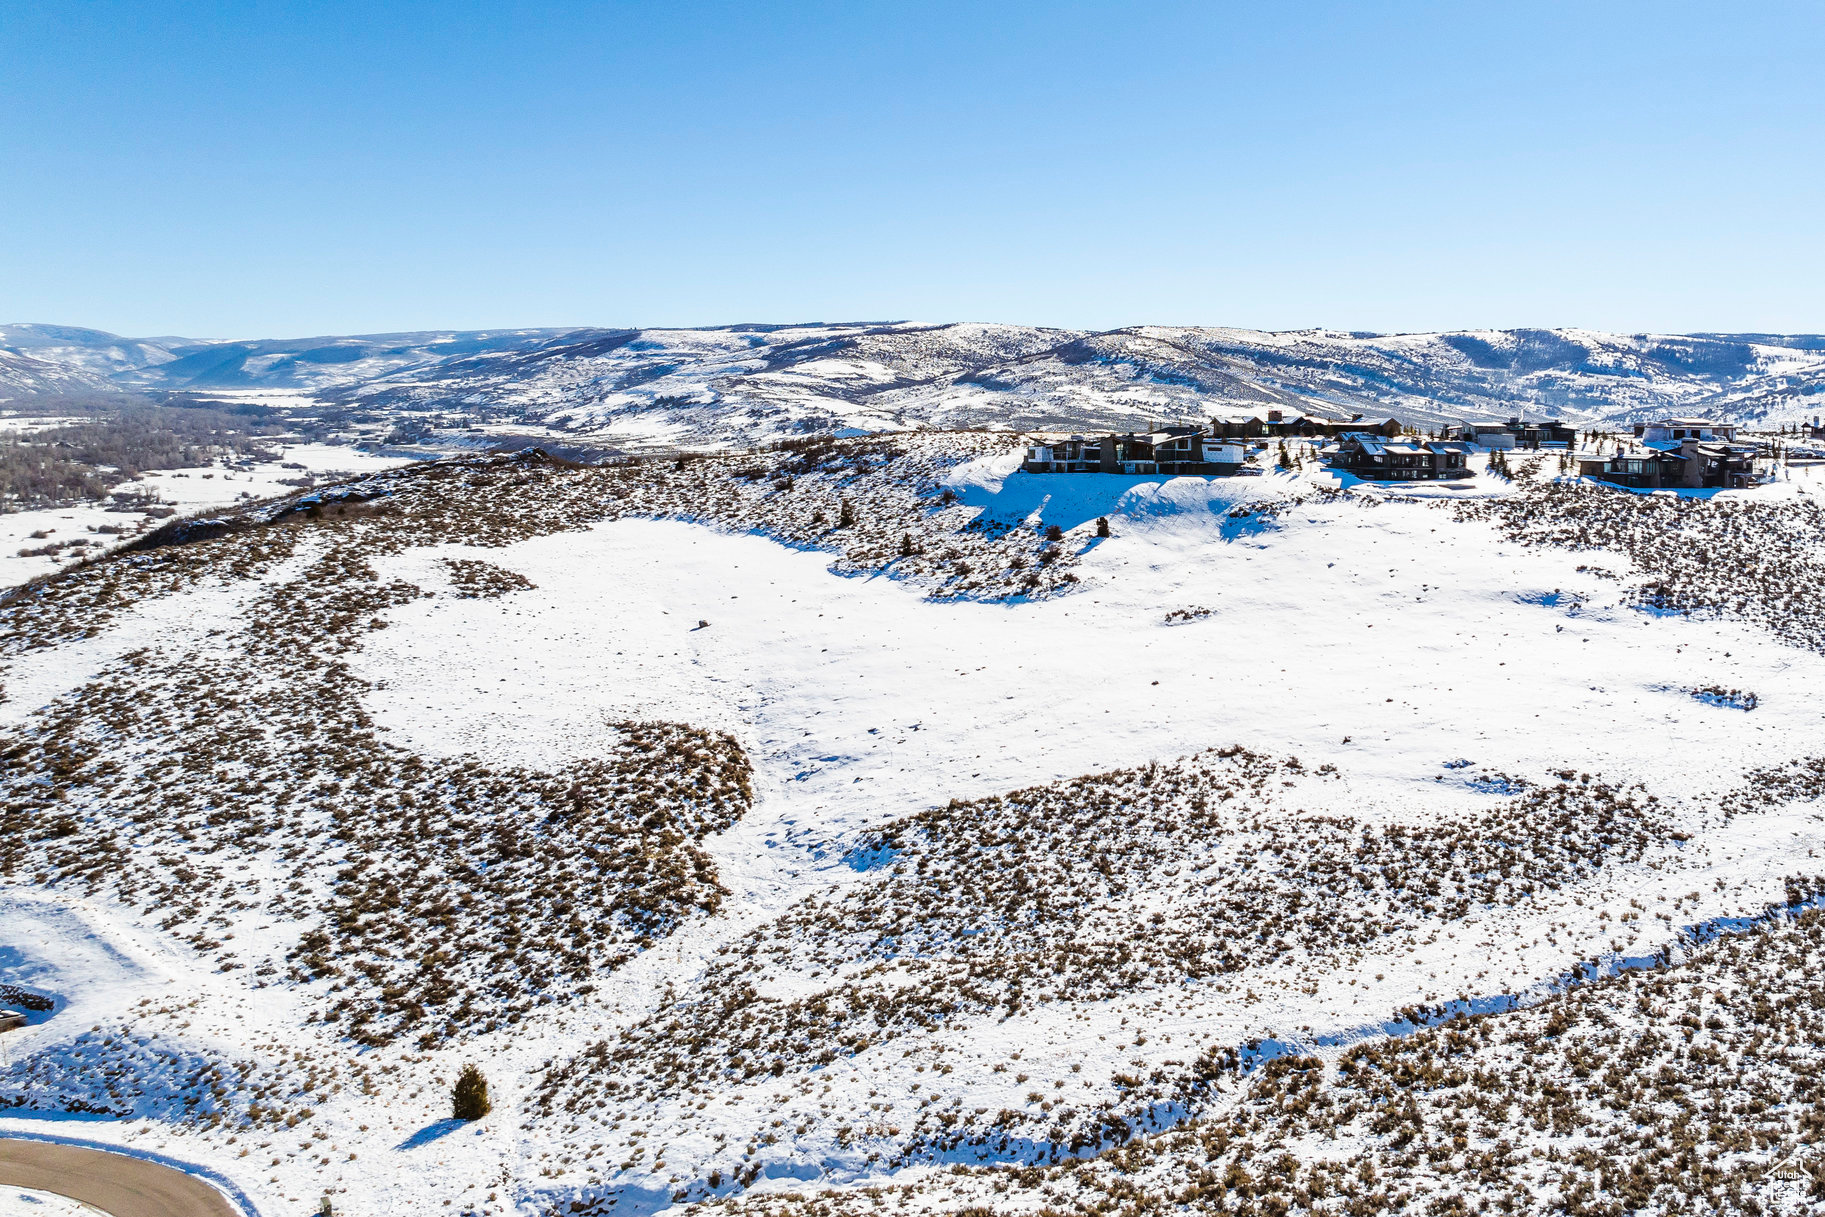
[{"xmin": 6, "ymin": 322, "xmax": 1825, "ymax": 447}]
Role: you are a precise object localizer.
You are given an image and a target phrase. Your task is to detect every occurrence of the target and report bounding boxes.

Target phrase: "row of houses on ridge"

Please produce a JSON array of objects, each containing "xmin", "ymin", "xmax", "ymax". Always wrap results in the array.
[{"xmin": 1021, "ymin": 413, "xmax": 1773, "ymax": 488}]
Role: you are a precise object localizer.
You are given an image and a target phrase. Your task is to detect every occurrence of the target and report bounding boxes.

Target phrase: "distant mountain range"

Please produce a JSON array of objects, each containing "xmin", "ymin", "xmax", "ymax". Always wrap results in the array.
[{"xmin": 5, "ymin": 321, "xmax": 1824, "ymax": 448}]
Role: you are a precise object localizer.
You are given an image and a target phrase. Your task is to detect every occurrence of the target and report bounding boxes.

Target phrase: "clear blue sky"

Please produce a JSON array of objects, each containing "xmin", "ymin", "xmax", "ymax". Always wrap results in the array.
[{"xmin": 3, "ymin": 1, "xmax": 1822, "ymax": 338}]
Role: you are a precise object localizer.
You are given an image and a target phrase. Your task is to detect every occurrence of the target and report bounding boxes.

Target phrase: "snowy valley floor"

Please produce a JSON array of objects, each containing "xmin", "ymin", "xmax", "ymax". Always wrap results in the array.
[{"xmin": 3, "ymin": 441, "xmax": 1825, "ymax": 1215}]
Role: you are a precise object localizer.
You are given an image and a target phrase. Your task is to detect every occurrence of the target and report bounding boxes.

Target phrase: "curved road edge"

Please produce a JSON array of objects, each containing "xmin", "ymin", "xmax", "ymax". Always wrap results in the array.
[{"xmin": 0, "ymin": 1130, "xmax": 260, "ymax": 1217}]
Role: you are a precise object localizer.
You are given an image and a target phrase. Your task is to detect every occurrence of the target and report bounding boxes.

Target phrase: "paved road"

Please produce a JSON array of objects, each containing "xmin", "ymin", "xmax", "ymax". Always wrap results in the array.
[{"xmin": 0, "ymin": 1140, "xmax": 240, "ymax": 1217}]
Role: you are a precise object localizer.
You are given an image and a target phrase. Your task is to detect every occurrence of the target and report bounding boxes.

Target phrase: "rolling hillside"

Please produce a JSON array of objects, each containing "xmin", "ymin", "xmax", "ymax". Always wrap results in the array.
[
  {"xmin": 5, "ymin": 438, "xmax": 1825, "ymax": 1215},
  {"xmin": 7, "ymin": 322, "xmax": 1825, "ymax": 448}
]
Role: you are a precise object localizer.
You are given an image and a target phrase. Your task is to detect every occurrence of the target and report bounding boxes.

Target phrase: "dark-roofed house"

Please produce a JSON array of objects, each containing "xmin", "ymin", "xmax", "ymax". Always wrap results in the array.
[
  {"xmin": 1341, "ymin": 416, "xmax": 1405, "ymax": 438},
  {"xmin": 1325, "ymin": 434, "xmax": 1474, "ymax": 481},
  {"xmin": 1508, "ymin": 418, "xmax": 1578, "ymax": 448},
  {"xmin": 1021, "ymin": 427, "xmax": 1250, "ymax": 475},
  {"xmin": 1579, "ymin": 437, "xmax": 1763, "ymax": 489},
  {"xmin": 1211, "ymin": 411, "xmax": 1398, "ymax": 439}
]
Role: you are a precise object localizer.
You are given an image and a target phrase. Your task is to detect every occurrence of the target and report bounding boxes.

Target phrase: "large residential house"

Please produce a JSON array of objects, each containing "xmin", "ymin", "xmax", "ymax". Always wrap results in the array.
[
  {"xmin": 1445, "ymin": 418, "xmax": 1577, "ymax": 449},
  {"xmin": 1463, "ymin": 422, "xmax": 1517, "ymax": 449},
  {"xmin": 1210, "ymin": 411, "xmax": 1401, "ymax": 439},
  {"xmin": 1509, "ymin": 418, "xmax": 1579, "ymax": 448},
  {"xmin": 1637, "ymin": 418, "xmax": 1737, "ymax": 444},
  {"xmin": 1325, "ymin": 434, "xmax": 1475, "ymax": 481},
  {"xmin": 1021, "ymin": 426, "xmax": 1249, "ymax": 476},
  {"xmin": 1578, "ymin": 418, "xmax": 1762, "ymax": 489}
]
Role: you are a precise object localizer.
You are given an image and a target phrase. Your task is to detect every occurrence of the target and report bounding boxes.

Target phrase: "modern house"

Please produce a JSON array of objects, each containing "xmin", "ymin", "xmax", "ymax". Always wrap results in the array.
[
  {"xmin": 1020, "ymin": 434, "xmax": 1104, "ymax": 473},
  {"xmin": 1508, "ymin": 418, "xmax": 1578, "ymax": 448},
  {"xmin": 1325, "ymin": 434, "xmax": 1475, "ymax": 481},
  {"xmin": 1458, "ymin": 422, "xmax": 1516, "ymax": 449},
  {"xmin": 1578, "ymin": 432, "xmax": 1763, "ymax": 490},
  {"xmin": 1210, "ymin": 410, "xmax": 1313, "ymax": 438},
  {"xmin": 1442, "ymin": 418, "xmax": 1575, "ymax": 448},
  {"xmin": 1209, "ymin": 411, "xmax": 1402, "ymax": 439},
  {"xmin": 1021, "ymin": 427, "xmax": 1249, "ymax": 476},
  {"xmin": 1636, "ymin": 418, "xmax": 1737, "ymax": 444}
]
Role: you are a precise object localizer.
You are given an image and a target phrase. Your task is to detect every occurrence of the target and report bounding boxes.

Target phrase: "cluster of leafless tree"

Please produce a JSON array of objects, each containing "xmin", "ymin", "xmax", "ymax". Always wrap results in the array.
[{"xmin": 0, "ymin": 401, "xmax": 290, "ymax": 509}]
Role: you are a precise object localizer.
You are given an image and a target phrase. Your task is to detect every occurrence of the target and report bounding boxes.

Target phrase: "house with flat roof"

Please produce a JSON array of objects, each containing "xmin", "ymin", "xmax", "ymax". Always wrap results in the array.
[
  {"xmin": 1210, "ymin": 411, "xmax": 1402, "ymax": 439},
  {"xmin": 1021, "ymin": 427, "xmax": 1250, "ymax": 476},
  {"xmin": 1637, "ymin": 418, "xmax": 1738, "ymax": 444}
]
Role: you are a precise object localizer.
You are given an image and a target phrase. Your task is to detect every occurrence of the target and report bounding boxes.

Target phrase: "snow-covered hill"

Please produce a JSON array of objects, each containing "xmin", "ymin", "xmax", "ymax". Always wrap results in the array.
[
  {"xmin": 6, "ymin": 439, "xmax": 1825, "ymax": 1215},
  {"xmin": 0, "ymin": 346, "xmax": 124, "ymax": 399},
  {"xmin": 8, "ymin": 322, "xmax": 1825, "ymax": 445},
  {"xmin": 0, "ymin": 323, "xmax": 186, "ymax": 381},
  {"xmin": 300, "ymin": 324, "xmax": 1825, "ymax": 444}
]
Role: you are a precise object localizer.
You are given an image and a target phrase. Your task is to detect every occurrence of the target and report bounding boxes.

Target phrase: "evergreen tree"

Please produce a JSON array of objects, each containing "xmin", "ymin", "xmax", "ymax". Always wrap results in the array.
[
  {"xmin": 453, "ymin": 1063, "xmax": 491, "ymax": 1121},
  {"xmin": 1096, "ymin": 516, "xmax": 1111, "ymax": 538}
]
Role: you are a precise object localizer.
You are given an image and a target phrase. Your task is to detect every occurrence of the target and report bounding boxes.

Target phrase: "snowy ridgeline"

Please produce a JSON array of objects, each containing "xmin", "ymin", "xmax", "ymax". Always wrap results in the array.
[
  {"xmin": 3, "ymin": 436, "xmax": 1825, "ymax": 1216},
  {"xmin": 9, "ymin": 322, "xmax": 1825, "ymax": 450}
]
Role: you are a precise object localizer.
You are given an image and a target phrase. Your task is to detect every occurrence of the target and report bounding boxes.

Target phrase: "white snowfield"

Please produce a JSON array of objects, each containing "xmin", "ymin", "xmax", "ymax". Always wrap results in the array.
[
  {"xmin": 4, "ymin": 455, "xmax": 1825, "ymax": 1215},
  {"xmin": 0, "ymin": 1187, "xmax": 111, "ymax": 1217}
]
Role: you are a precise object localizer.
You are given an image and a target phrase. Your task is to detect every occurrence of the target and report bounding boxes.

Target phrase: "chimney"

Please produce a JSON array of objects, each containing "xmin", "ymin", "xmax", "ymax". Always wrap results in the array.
[
  {"xmin": 1681, "ymin": 438, "xmax": 1704, "ymax": 488},
  {"xmin": 1267, "ymin": 410, "xmax": 1283, "ymax": 423}
]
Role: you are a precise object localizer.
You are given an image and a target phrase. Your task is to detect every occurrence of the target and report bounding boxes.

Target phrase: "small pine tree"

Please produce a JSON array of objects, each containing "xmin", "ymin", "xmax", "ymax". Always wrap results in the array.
[
  {"xmin": 1096, "ymin": 517, "xmax": 1111, "ymax": 538},
  {"xmin": 1044, "ymin": 524, "xmax": 1063, "ymax": 542},
  {"xmin": 837, "ymin": 499, "xmax": 856, "ymax": 528},
  {"xmin": 453, "ymin": 1063, "xmax": 491, "ymax": 1121},
  {"xmin": 899, "ymin": 533, "xmax": 915, "ymax": 557}
]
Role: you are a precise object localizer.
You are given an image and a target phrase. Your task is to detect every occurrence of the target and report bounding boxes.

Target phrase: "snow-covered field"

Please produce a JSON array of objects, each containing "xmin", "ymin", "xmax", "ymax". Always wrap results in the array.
[
  {"xmin": 4, "ymin": 440, "xmax": 1825, "ymax": 1215},
  {"xmin": 0, "ymin": 1186, "xmax": 110, "ymax": 1217}
]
